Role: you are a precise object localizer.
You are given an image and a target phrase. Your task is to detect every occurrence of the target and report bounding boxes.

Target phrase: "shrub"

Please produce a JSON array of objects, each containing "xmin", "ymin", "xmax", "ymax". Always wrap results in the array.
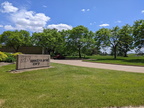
[
  {"xmin": 4, "ymin": 52, "xmax": 12, "ymax": 57},
  {"xmin": 4, "ymin": 52, "xmax": 16, "ymax": 62},
  {"xmin": 12, "ymin": 52, "xmax": 22, "ymax": 57},
  {"xmin": 0, "ymin": 51, "xmax": 8, "ymax": 61},
  {"xmin": 5, "ymin": 56, "xmax": 16, "ymax": 62}
]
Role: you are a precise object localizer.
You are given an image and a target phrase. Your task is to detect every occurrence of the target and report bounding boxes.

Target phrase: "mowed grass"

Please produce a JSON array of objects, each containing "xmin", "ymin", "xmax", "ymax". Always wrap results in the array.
[
  {"xmin": 83, "ymin": 55, "xmax": 144, "ymax": 66},
  {"xmin": 0, "ymin": 63, "xmax": 144, "ymax": 108}
]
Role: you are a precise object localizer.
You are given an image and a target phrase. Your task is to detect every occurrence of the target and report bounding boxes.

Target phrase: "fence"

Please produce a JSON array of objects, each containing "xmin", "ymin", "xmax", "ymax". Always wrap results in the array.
[{"xmin": 0, "ymin": 46, "xmax": 43, "ymax": 54}]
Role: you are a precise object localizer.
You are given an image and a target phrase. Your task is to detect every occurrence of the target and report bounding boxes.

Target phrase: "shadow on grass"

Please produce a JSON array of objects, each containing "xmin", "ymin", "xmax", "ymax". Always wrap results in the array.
[
  {"xmin": 124, "ymin": 59, "xmax": 144, "ymax": 63},
  {"xmin": 89, "ymin": 58, "xmax": 144, "ymax": 64},
  {"xmin": 96, "ymin": 58, "xmax": 123, "ymax": 61}
]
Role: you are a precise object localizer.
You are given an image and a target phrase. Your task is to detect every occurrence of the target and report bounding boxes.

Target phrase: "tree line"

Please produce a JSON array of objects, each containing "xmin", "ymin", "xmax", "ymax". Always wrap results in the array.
[{"xmin": 0, "ymin": 19, "xmax": 144, "ymax": 59}]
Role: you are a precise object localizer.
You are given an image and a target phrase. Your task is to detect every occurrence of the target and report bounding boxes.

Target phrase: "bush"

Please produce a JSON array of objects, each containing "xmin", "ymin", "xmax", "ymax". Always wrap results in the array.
[
  {"xmin": 0, "ymin": 52, "xmax": 22, "ymax": 62},
  {"xmin": 5, "ymin": 56, "xmax": 16, "ymax": 62},
  {"xmin": 12, "ymin": 52, "xmax": 22, "ymax": 57},
  {"xmin": 0, "ymin": 51, "xmax": 8, "ymax": 61},
  {"xmin": 4, "ymin": 52, "xmax": 16, "ymax": 62}
]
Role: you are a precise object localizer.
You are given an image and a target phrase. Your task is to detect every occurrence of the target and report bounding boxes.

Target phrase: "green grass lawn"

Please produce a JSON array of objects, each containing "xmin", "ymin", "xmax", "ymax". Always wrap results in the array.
[
  {"xmin": 0, "ymin": 63, "xmax": 144, "ymax": 108},
  {"xmin": 83, "ymin": 55, "xmax": 144, "ymax": 66}
]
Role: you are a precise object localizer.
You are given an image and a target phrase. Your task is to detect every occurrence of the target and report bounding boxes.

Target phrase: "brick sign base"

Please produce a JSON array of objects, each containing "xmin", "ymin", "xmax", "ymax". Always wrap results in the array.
[{"xmin": 16, "ymin": 54, "xmax": 50, "ymax": 70}]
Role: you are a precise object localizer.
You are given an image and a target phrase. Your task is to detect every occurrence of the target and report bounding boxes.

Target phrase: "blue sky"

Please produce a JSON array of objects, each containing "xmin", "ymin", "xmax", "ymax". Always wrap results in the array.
[{"xmin": 0, "ymin": 0, "xmax": 144, "ymax": 34}]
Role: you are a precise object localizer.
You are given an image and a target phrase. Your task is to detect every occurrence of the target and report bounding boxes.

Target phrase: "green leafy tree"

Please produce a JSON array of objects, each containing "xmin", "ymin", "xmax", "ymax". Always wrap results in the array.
[
  {"xmin": 83, "ymin": 31, "xmax": 96, "ymax": 55},
  {"xmin": 97, "ymin": 27, "xmax": 121, "ymax": 59},
  {"xmin": 32, "ymin": 28, "xmax": 63, "ymax": 55},
  {"xmin": 109, "ymin": 26, "xmax": 121, "ymax": 59},
  {"xmin": 67, "ymin": 25, "xmax": 94, "ymax": 58},
  {"xmin": 95, "ymin": 28, "xmax": 110, "ymax": 54},
  {"xmin": 0, "ymin": 30, "xmax": 31, "ymax": 52},
  {"xmin": 133, "ymin": 20, "xmax": 144, "ymax": 50},
  {"xmin": 119, "ymin": 24, "xmax": 133, "ymax": 57},
  {"xmin": 58, "ymin": 30, "xmax": 70, "ymax": 55}
]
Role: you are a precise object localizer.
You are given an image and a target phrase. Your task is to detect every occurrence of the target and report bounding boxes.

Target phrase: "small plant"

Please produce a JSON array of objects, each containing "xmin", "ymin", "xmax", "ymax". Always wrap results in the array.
[
  {"xmin": 5, "ymin": 56, "xmax": 16, "ymax": 62},
  {"xmin": 4, "ymin": 52, "xmax": 15, "ymax": 62},
  {"xmin": 0, "ymin": 51, "xmax": 8, "ymax": 61},
  {"xmin": 12, "ymin": 52, "xmax": 22, "ymax": 57}
]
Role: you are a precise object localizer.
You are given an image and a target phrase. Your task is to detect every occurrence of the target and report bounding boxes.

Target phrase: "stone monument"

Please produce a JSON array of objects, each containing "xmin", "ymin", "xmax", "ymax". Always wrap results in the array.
[{"xmin": 16, "ymin": 54, "xmax": 50, "ymax": 70}]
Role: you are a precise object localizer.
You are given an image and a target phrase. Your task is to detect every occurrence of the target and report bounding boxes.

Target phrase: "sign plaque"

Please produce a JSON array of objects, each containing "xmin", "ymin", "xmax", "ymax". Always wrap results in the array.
[{"xmin": 16, "ymin": 54, "xmax": 50, "ymax": 70}]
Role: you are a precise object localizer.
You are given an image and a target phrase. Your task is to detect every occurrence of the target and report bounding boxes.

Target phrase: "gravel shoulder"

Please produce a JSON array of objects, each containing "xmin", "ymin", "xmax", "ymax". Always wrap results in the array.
[{"xmin": 51, "ymin": 59, "xmax": 144, "ymax": 73}]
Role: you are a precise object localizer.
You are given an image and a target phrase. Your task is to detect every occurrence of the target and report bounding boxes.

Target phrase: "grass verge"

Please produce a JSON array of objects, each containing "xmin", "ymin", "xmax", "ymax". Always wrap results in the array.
[
  {"xmin": 0, "ymin": 63, "xmax": 144, "ymax": 108},
  {"xmin": 82, "ymin": 55, "xmax": 144, "ymax": 66}
]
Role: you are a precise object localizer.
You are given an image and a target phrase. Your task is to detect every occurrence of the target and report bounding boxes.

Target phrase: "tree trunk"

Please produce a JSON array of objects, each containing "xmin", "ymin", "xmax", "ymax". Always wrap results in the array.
[
  {"xmin": 12, "ymin": 46, "xmax": 19, "ymax": 52},
  {"xmin": 113, "ymin": 46, "xmax": 117, "ymax": 59},
  {"xmin": 16, "ymin": 46, "xmax": 19, "ymax": 52},
  {"xmin": 78, "ymin": 47, "xmax": 81, "ymax": 58},
  {"xmin": 124, "ymin": 51, "xmax": 128, "ymax": 57}
]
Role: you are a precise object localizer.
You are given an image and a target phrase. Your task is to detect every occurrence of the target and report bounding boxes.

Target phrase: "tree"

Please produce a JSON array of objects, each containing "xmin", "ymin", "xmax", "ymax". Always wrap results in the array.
[
  {"xmin": 80, "ymin": 31, "xmax": 96, "ymax": 56},
  {"xmin": 32, "ymin": 28, "xmax": 63, "ymax": 55},
  {"xmin": 133, "ymin": 20, "xmax": 144, "ymax": 50},
  {"xmin": 58, "ymin": 30, "xmax": 70, "ymax": 55},
  {"xmin": 119, "ymin": 24, "xmax": 133, "ymax": 57},
  {"xmin": 109, "ymin": 26, "xmax": 121, "ymax": 59},
  {"xmin": 0, "ymin": 30, "xmax": 31, "ymax": 52},
  {"xmin": 67, "ymin": 25, "xmax": 94, "ymax": 58},
  {"xmin": 95, "ymin": 28, "xmax": 110, "ymax": 54}
]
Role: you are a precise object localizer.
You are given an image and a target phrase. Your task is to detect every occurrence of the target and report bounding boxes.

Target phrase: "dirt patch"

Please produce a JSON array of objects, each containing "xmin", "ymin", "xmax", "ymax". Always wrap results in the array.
[{"xmin": 0, "ymin": 99, "xmax": 5, "ymax": 107}]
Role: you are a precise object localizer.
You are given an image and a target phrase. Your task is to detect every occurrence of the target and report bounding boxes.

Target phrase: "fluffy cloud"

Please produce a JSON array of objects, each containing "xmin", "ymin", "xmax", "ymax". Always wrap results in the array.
[
  {"xmin": 90, "ymin": 22, "xmax": 96, "ymax": 25},
  {"xmin": 43, "ymin": 5, "xmax": 47, "ymax": 8},
  {"xmin": 81, "ymin": 9, "xmax": 85, "ymax": 12},
  {"xmin": 0, "ymin": 1, "xmax": 50, "ymax": 32},
  {"xmin": 81, "ymin": 9, "xmax": 90, "ymax": 12},
  {"xmin": 0, "ymin": 25, "xmax": 3, "ymax": 27},
  {"xmin": 87, "ymin": 9, "xmax": 90, "ymax": 11},
  {"xmin": 99, "ymin": 24, "xmax": 110, "ymax": 27},
  {"xmin": 47, "ymin": 24, "xmax": 72, "ymax": 31},
  {"xmin": 0, "ymin": 1, "xmax": 73, "ymax": 32},
  {"xmin": 4, "ymin": 25, "xmax": 15, "ymax": 30},
  {"xmin": 1, "ymin": 1, "xmax": 18, "ymax": 13},
  {"xmin": 142, "ymin": 10, "xmax": 144, "ymax": 13},
  {"xmin": 115, "ymin": 20, "xmax": 122, "ymax": 23},
  {"xmin": 11, "ymin": 9, "xmax": 50, "ymax": 32}
]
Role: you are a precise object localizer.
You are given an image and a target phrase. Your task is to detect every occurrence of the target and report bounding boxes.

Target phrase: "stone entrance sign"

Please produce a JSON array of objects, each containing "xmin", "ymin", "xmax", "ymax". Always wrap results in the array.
[{"xmin": 16, "ymin": 54, "xmax": 50, "ymax": 70}]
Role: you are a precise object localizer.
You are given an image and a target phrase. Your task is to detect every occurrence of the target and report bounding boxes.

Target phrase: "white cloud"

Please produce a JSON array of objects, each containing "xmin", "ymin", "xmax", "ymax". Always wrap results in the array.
[
  {"xmin": 10, "ymin": 9, "xmax": 50, "ymax": 32},
  {"xmin": 141, "ymin": 10, "xmax": 144, "ymax": 13},
  {"xmin": 47, "ymin": 24, "xmax": 73, "ymax": 31},
  {"xmin": 115, "ymin": 20, "xmax": 122, "ymax": 23},
  {"xmin": 43, "ymin": 5, "xmax": 47, "ymax": 8},
  {"xmin": 1, "ymin": 1, "xmax": 18, "ymax": 13},
  {"xmin": 81, "ymin": 9, "xmax": 85, "ymax": 12},
  {"xmin": 99, "ymin": 24, "xmax": 110, "ymax": 27},
  {"xmin": 90, "ymin": 23, "xmax": 93, "ymax": 25},
  {"xmin": 81, "ymin": 9, "xmax": 90, "ymax": 12},
  {"xmin": 87, "ymin": 9, "xmax": 90, "ymax": 11},
  {"xmin": 4, "ymin": 25, "xmax": 15, "ymax": 30},
  {"xmin": 0, "ymin": 1, "xmax": 50, "ymax": 32},
  {"xmin": 90, "ymin": 22, "xmax": 96, "ymax": 25},
  {"xmin": 0, "ymin": 1, "xmax": 72, "ymax": 32},
  {"xmin": 0, "ymin": 25, "xmax": 3, "ymax": 27}
]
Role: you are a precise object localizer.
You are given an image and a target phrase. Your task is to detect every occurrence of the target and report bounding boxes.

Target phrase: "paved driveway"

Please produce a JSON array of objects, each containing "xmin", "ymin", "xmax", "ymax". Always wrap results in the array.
[{"xmin": 51, "ymin": 59, "xmax": 144, "ymax": 73}]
